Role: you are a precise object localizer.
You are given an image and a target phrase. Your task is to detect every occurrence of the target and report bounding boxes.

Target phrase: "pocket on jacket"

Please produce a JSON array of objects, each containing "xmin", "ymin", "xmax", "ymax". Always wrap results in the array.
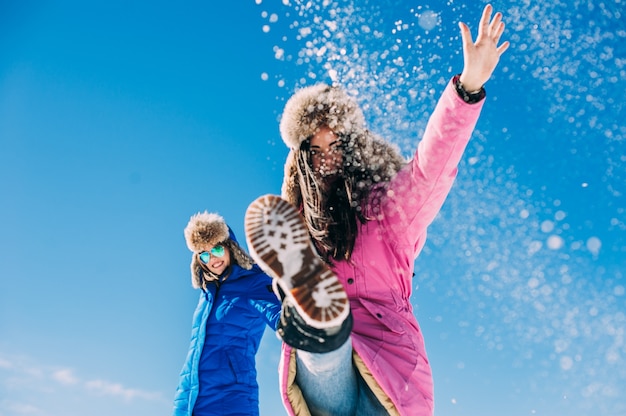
[
  {"xmin": 225, "ymin": 349, "xmax": 254, "ymax": 385},
  {"xmin": 360, "ymin": 300, "xmax": 406, "ymax": 335}
]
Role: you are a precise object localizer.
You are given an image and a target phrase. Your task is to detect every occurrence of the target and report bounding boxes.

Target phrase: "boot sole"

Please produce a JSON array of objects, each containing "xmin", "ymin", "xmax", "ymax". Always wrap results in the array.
[{"xmin": 244, "ymin": 194, "xmax": 349, "ymax": 329}]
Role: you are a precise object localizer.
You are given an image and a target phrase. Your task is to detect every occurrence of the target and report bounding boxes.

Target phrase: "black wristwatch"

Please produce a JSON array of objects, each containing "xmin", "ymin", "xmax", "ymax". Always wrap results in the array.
[{"xmin": 453, "ymin": 74, "xmax": 486, "ymax": 104}]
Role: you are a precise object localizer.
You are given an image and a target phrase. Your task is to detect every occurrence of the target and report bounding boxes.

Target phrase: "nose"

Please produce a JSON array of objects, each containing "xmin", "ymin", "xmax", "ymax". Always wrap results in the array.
[{"xmin": 313, "ymin": 150, "xmax": 339, "ymax": 173}]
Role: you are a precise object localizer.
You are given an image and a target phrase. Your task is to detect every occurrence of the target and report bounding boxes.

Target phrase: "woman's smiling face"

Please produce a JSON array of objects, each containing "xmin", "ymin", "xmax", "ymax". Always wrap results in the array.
[{"xmin": 198, "ymin": 244, "xmax": 231, "ymax": 276}]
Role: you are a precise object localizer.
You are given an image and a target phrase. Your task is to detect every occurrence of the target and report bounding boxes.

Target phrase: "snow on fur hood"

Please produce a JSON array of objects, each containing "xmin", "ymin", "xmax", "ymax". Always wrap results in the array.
[{"xmin": 278, "ymin": 83, "xmax": 406, "ymax": 207}]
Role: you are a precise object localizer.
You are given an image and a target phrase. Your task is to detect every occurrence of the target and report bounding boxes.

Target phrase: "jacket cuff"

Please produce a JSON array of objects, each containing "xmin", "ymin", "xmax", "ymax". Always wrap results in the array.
[{"xmin": 452, "ymin": 74, "xmax": 486, "ymax": 104}]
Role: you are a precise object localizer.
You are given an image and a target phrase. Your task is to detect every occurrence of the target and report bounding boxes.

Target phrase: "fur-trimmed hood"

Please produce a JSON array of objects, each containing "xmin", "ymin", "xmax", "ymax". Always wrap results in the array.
[
  {"xmin": 184, "ymin": 211, "xmax": 253, "ymax": 289},
  {"xmin": 279, "ymin": 83, "xmax": 367, "ymax": 150},
  {"xmin": 279, "ymin": 83, "xmax": 407, "ymax": 207}
]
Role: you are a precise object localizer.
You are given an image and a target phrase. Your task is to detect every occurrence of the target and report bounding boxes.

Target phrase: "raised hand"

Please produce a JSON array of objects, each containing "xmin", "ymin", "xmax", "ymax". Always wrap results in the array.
[{"xmin": 458, "ymin": 4, "xmax": 510, "ymax": 92}]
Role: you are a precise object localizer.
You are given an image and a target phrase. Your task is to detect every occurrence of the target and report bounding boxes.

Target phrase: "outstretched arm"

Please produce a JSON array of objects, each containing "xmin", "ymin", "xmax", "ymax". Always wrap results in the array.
[
  {"xmin": 458, "ymin": 4, "xmax": 510, "ymax": 92},
  {"xmin": 378, "ymin": 5, "xmax": 510, "ymax": 251}
]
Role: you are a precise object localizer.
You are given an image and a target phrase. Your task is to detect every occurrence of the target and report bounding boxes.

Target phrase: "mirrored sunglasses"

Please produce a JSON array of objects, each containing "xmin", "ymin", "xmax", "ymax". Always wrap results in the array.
[{"xmin": 198, "ymin": 244, "xmax": 225, "ymax": 264}]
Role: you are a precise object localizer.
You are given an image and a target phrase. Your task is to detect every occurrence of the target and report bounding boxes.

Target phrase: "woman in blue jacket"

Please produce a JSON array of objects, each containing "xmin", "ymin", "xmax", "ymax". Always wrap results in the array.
[{"xmin": 173, "ymin": 211, "xmax": 282, "ymax": 416}]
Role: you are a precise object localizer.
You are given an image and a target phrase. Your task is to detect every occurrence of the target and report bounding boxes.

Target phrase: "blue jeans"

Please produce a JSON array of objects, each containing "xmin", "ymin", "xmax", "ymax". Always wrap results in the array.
[{"xmin": 295, "ymin": 338, "xmax": 387, "ymax": 416}]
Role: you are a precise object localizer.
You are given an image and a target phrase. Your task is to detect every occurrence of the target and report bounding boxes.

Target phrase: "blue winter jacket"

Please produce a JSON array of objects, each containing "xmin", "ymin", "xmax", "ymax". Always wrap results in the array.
[{"xmin": 173, "ymin": 245, "xmax": 281, "ymax": 415}]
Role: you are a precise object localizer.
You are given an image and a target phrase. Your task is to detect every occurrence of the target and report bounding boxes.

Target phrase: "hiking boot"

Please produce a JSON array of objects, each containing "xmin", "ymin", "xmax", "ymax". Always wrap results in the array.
[
  {"xmin": 244, "ymin": 194, "xmax": 350, "ymax": 330},
  {"xmin": 274, "ymin": 283, "xmax": 353, "ymax": 353}
]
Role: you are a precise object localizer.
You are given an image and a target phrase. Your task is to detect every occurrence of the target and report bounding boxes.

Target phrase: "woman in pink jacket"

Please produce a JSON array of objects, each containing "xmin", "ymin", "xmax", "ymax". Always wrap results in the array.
[{"xmin": 245, "ymin": 5, "xmax": 509, "ymax": 415}]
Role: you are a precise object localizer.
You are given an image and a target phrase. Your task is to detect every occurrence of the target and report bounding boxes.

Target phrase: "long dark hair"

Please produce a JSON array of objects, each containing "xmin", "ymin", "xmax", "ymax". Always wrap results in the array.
[{"xmin": 296, "ymin": 131, "xmax": 405, "ymax": 263}]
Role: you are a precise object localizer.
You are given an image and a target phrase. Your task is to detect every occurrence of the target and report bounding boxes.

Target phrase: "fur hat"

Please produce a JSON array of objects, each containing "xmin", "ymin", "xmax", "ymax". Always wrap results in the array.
[
  {"xmin": 279, "ymin": 83, "xmax": 366, "ymax": 150},
  {"xmin": 184, "ymin": 211, "xmax": 253, "ymax": 289},
  {"xmin": 279, "ymin": 83, "xmax": 406, "ymax": 206}
]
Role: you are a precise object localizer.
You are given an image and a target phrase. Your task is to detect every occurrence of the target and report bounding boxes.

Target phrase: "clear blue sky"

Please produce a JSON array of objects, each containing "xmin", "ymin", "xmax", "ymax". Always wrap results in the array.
[{"xmin": 1, "ymin": 1, "xmax": 624, "ymax": 415}]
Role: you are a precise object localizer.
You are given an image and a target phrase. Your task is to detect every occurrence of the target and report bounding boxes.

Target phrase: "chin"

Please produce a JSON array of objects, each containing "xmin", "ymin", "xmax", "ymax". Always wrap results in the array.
[{"xmin": 318, "ymin": 171, "xmax": 341, "ymax": 182}]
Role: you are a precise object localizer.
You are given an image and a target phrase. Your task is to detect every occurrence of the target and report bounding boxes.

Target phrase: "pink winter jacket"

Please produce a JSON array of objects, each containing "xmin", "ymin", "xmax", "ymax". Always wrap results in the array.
[{"xmin": 278, "ymin": 78, "xmax": 485, "ymax": 416}]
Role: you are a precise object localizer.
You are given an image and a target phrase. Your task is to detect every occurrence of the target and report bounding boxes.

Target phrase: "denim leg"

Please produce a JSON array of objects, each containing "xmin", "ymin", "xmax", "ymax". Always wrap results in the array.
[
  {"xmin": 295, "ymin": 338, "xmax": 358, "ymax": 416},
  {"xmin": 356, "ymin": 372, "xmax": 388, "ymax": 416}
]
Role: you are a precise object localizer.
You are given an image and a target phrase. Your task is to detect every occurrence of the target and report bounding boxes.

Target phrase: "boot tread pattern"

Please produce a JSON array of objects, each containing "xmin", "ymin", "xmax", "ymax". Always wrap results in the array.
[{"xmin": 245, "ymin": 195, "xmax": 349, "ymax": 329}]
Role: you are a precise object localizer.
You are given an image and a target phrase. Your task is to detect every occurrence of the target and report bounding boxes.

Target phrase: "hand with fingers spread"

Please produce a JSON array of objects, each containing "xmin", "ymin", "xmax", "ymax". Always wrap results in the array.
[{"xmin": 459, "ymin": 4, "xmax": 510, "ymax": 92}]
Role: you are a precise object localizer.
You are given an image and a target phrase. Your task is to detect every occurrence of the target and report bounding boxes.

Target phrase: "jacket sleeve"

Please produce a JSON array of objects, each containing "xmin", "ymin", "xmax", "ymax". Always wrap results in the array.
[
  {"xmin": 377, "ymin": 78, "xmax": 485, "ymax": 252},
  {"xmin": 250, "ymin": 270, "xmax": 282, "ymax": 330},
  {"xmin": 172, "ymin": 292, "xmax": 211, "ymax": 416}
]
